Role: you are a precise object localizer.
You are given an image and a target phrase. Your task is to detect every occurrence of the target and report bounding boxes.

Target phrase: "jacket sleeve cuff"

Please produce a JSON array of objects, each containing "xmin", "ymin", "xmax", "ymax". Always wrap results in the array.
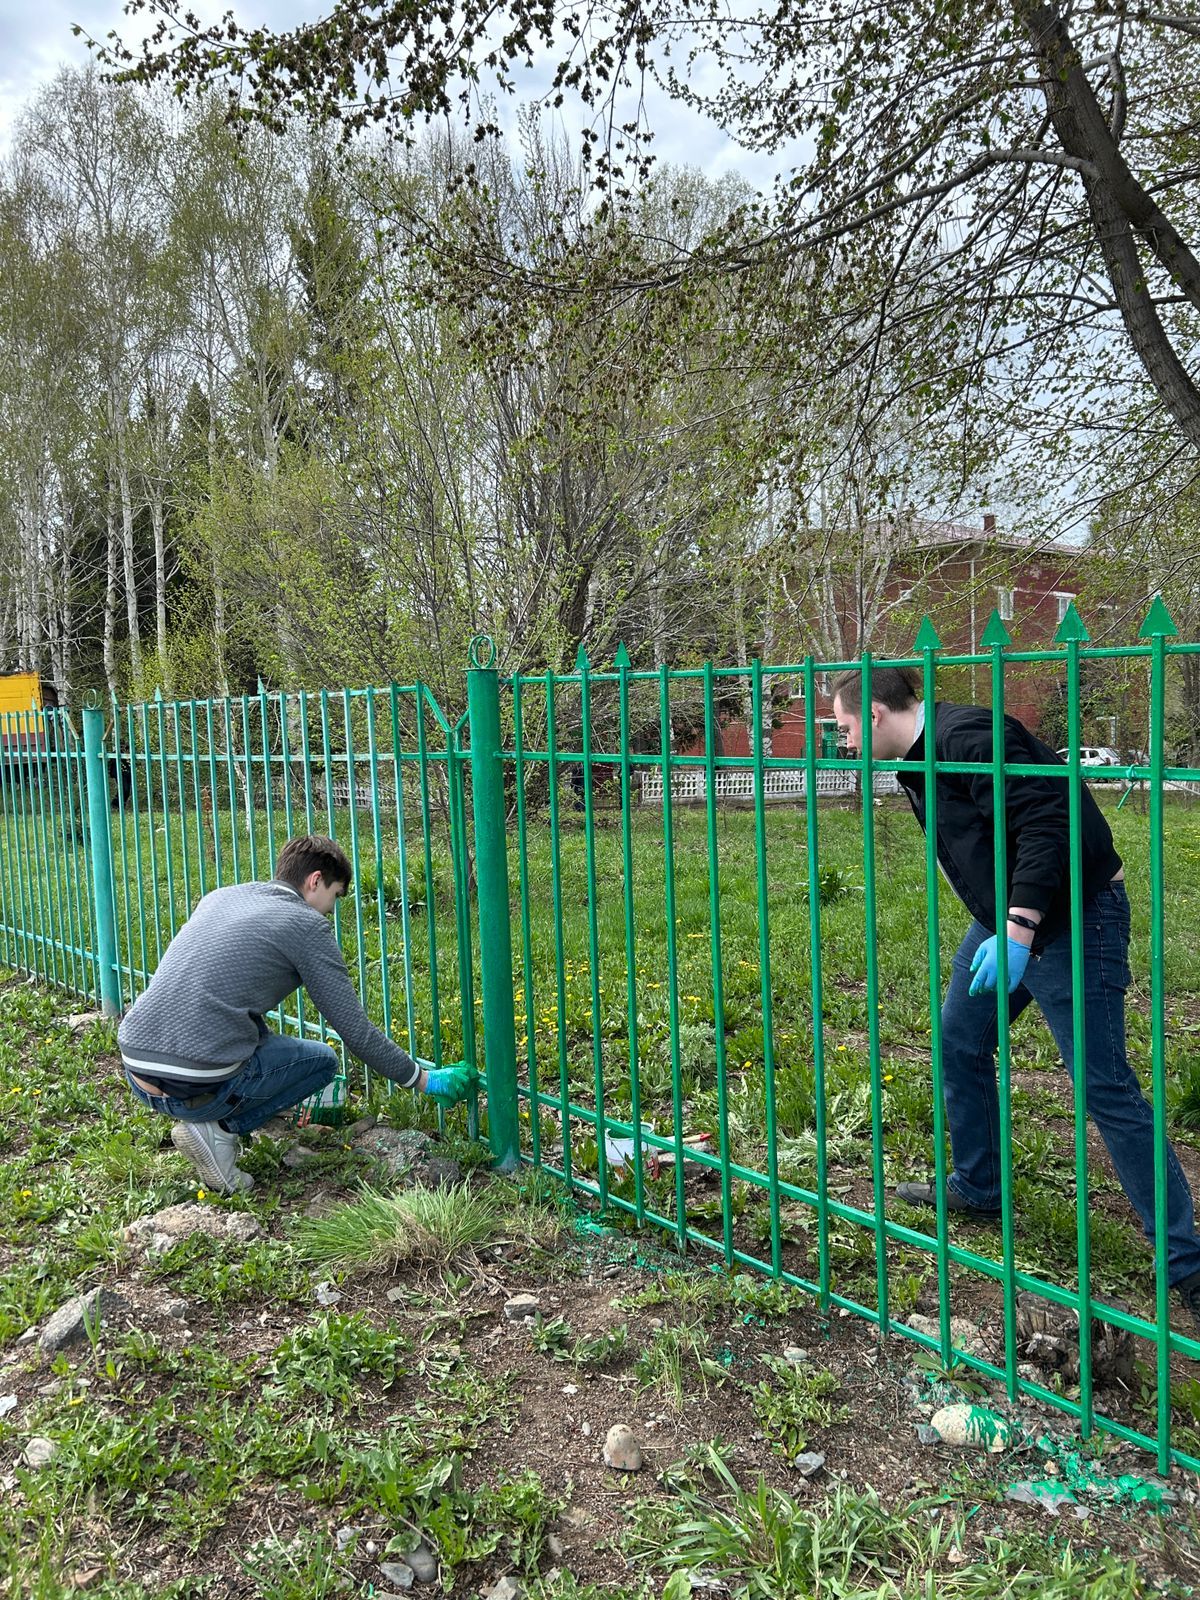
[{"xmin": 1007, "ymin": 877, "xmax": 1054, "ymax": 917}]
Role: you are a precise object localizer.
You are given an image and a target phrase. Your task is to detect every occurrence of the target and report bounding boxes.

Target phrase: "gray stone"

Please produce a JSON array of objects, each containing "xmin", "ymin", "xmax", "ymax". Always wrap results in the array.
[
  {"xmin": 379, "ymin": 1562, "xmax": 415, "ymax": 1589},
  {"xmin": 792, "ymin": 1452, "xmax": 825, "ymax": 1477},
  {"xmin": 125, "ymin": 1203, "xmax": 262, "ymax": 1255},
  {"xmin": 386, "ymin": 1286, "xmax": 408, "ymax": 1303},
  {"xmin": 39, "ymin": 1288, "xmax": 129, "ymax": 1355},
  {"xmin": 344, "ymin": 1115, "xmax": 377, "ymax": 1139},
  {"xmin": 782, "ymin": 1346, "xmax": 809, "ymax": 1365},
  {"xmin": 335, "ymin": 1527, "xmax": 358, "ymax": 1551},
  {"xmin": 314, "ymin": 1282, "xmax": 343, "ymax": 1307},
  {"xmin": 22, "ymin": 1436, "xmax": 57, "ymax": 1467},
  {"xmin": 353, "ymin": 1125, "xmax": 429, "ymax": 1176},
  {"xmin": 165, "ymin": 1299, "xmax": 188, "ymax": 1320},
  {"xmin": 916, "ymin": 1424, "xmax": 941, "ymax": 1446},
  {"xmin": 17, "ymin": 1327, "xmax": 37, "ymax": 1344},
  {"xmin": 546, "ymin": 1535, "xmax": 565, "ymax": 1561},
  {"xmin": 504, "ymin": 1294, "xmax": 541, "ymax": 1322},
  {"xmin": 400, "ymin": 1542, "xmax": 437, "ymax": 1583},
  {"xmin": 482, "ymin": 1580, "xmax": 524, "ymax": 1600},
  {"xmin": 409, "ymin": 1156, "xmax": 461, "ymax": 1190},
  {"xmin": 0, "ymin": 1395, "xmax": 16, "ymax": 1416},
  {"xmin": 602, "ymin": 1423, "xmax": 643, "ymax": 1471},
  {"xmin": 282, "ymin": 1147, "xmax": 319, "ymax": 1169}
]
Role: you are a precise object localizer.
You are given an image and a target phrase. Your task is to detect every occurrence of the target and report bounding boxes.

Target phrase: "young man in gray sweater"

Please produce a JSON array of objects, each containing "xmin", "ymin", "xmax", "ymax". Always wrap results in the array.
[{"xmin": 118, "ymin": 835, "xmax": 474, "ymax": 1194}]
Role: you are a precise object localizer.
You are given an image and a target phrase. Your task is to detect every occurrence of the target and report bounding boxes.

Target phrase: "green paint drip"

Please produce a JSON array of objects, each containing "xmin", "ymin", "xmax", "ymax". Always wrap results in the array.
[{"xmin": 1033, "ymin": 1436, "xmax": 1178, "ymax": 1510}]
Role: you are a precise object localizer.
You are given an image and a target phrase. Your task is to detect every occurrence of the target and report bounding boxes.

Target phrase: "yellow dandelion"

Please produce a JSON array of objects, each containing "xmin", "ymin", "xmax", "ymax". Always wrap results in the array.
[{"xmin": 197, "ymin": 1188, "xmax": 207, "ymax": 1200}]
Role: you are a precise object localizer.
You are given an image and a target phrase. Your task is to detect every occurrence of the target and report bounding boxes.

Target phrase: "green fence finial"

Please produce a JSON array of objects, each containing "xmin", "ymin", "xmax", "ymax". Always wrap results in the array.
[
  {"xmin": 614, "ymin": 641, "xmax": 632, "ymax": 670},
  {"xmin": 468, "ymin": 634, "xmax": 497, "ymax": 670},
  {"xmin": 1053, "ymin": 600, "xmax": 1090, "ymax": 644},
  {"xmin": 914, "ymin": 616, "xmax": 942, "ymax": 651},
  {"xmin": 1139, "ymin": 595, "xmax": 1179, "ymax": 639},
  {"xmin": 575, "ymin": 643, "xmax": 591, "ymax": 671},
  {"xmin": 981, "ymin": 608, "xmax": 1012, "ymax": 647}
]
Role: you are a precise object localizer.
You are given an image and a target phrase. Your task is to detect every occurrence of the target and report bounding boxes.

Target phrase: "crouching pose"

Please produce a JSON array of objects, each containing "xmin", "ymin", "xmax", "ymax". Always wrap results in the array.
[{"xmin": 119, "ymin": 834, "xmax": 473, "ymax": 1194}]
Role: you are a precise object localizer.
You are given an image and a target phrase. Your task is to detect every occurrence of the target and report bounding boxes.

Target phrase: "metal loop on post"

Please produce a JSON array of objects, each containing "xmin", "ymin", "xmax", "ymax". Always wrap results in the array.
[{"xmin": 468, "ymin": 634, "xmax": 497, "ymax": 671}]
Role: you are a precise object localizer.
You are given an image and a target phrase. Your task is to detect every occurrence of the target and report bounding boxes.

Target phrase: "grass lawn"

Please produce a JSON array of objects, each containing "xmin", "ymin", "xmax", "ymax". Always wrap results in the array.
[{"xmin": 1, "ymin": 977, "xmax": 1200, "ymax": 1597}]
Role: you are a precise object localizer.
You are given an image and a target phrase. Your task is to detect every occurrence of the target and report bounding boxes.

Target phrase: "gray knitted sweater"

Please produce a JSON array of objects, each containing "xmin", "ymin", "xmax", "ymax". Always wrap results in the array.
[{"xmin": 117, "ymin": 880, "xmax": 420, "ymax": 1087}]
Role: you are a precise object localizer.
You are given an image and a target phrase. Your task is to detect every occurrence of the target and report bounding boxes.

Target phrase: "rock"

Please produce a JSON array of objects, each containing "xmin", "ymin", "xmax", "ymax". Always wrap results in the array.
[
  {"xmin": 399, "ymin": 1542, "xmax": 438, "ymax": 1583},
  {"xmin": 22, "ymin": 1436, "xmax": 58, "ymax": 1467},
  {"xmin": 352, "ymin": 1125, "xmax": 429, "ymax": 1176},
  {"xmin": 546, "ymin": 1535, "xmax": 565, "ymax": 1561},
  {"xmin": 344, "ymin": 1115, "xmax": 377, "ymax": 1139},
  {"xmin": 314, "ymin": 1282, "xmax": 343, "ymax": 1307},
  {"xmin": 64, "ymin": 1010, "xmax": 102, "ymax": 1032},
  {"xmin": 782, "ymin": 1346, "xmax": 809, "ymax": 1365},
  {"xmin": 504, "ymin": 1294, "xmax": 541, "ymax": 1322},
  {"xmin": 379, "ymin": 1563, "xmax": 415, "ymax": 1589},
  {"xmin": 1005, "ymin": 1480, "xmax": 1087, "ymax": 1518},
  {"xmin": 39, "ymin": 1288, "xmax": 130, "ymax": 1355},
  {"xmin": 251, "ymin": 1115, "xmax": 293, "ymax": 1141},
  {"xmin": 0, "ymin": 1395, "xmax": 16, "ymax": 1416},
  {"xmin": 904, "ymin": 1314, "xmax": 987, "ymax": 1357},
  {"xmin": 482, "ymin": 1579, "xmax": 524, "ymax": 1600},
  {"xmin": 16, "ymin": 1328, "xmax": 37, "ymax": 1345},
  {"xmin": 297, "ymin": 1121, "xmax": 337, "ymax": 1142},
  {"xmin": 165, "ymin": 1300, "xmax": 188, "ymax": 1320},
  {"xmin": 792, "ymin": 1452, "xmax": 825, "ymax": 1477},
  {"xmin": 929, "ymin": 1404, "xmax": 1012, "ymax": 1452},
  {"xmin": 282, "ymin": 1147, "xmax": 319, "ymax": 1169},
  {"xmin": 336, "ymin": 1527, "xmax": 357, "ymax": 1551},
  {"xmin": 602, "ymin": 1423, "xmax": 643, "ymax": 1471},
  {"xmin": 408, "ymin": 1156, "xmax": 461, "ymax": 1190},
  {"xmin": 124, "ymin": 1203, "xmax": 262, "ymax": 1256},
  {"xmin": 916, "ymin": 1424, "xmax": 941, "ymax": 1445},
  {"xmin": 386, "ymin": 1286, "xmax": 408, "ymax": 1303}
]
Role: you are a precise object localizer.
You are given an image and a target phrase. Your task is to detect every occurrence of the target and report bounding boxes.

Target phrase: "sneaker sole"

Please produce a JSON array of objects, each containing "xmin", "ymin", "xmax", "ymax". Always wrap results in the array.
[{"xmin": 171, "ymin": 1122, "xmax": 253, "ymax": 1195}]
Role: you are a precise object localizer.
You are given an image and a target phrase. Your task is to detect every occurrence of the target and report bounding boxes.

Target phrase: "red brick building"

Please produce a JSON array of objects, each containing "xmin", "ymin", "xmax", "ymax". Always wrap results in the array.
[{"xmin": 703, "ymin": 518, "xmax": 1130, "ymax": 763}]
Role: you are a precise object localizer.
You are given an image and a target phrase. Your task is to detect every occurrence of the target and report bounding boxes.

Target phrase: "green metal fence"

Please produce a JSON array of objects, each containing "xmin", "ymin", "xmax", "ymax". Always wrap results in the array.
[{"xmin": 3, "ymin": 602, "xmax": 1200, "ymax": 1473}]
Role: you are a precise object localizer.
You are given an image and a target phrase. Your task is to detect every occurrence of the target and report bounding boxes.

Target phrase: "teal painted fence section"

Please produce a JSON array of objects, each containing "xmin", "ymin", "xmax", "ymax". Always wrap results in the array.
[{"xmin": 3, "ymin": 603, "xmax": 1200, "ymax": 1472}]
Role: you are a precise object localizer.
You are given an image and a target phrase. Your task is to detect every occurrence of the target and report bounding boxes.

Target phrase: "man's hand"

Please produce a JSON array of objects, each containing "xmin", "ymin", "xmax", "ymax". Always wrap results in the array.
[
  {"xmin": 969, "ymin": 936, "xmax": 1032, "ymax": 997},
  {"xmin": 423, "ymin": 1062, "xmax": 477, "ymax": 1108}
]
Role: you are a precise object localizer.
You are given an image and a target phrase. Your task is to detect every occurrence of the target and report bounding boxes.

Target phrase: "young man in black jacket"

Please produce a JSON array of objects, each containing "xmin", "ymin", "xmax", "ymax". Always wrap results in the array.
[{"xmin": 831, "ymin": 667, "xmax": 1200, "ymax": 1327}]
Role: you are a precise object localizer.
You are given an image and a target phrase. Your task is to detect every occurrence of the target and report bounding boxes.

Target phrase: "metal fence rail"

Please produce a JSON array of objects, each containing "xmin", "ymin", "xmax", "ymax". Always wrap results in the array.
[{"xmin": 3, "ymin": 605, "xmax": 1200, "ymax": 1473}]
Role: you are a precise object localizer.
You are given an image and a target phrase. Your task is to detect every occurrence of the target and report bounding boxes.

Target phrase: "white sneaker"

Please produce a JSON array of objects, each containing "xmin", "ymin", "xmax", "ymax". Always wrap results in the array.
[{"xmin": 171, "ymin": 1120, "xmax": 255, "ymax": 1195}]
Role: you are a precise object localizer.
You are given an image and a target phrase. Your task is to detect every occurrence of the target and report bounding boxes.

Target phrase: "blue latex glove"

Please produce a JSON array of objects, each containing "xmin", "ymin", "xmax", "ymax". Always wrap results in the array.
[
  {"xmin": 423, "ymin": 1062, "xmax": 477, "ymax": 1108},
  {"xmin": 969, "ymin": 936, "xmax": 1032, "ymax": 997}
]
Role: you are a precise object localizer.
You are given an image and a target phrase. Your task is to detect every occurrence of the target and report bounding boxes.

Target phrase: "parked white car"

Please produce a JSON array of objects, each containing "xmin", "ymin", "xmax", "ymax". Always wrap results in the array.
[{"xmin": 1056, "ymin": 746, "xmax": 1121, "ymax": 766}]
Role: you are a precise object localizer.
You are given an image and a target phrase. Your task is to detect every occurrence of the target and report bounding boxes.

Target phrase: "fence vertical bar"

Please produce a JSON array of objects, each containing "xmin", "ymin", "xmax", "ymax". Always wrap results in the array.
[
  {"xmin": 987, "ymin": 611, "xmax": 1019, "ymax": 1401},
  {"xmin": 512, "ymin": 677, "xmax": 541, "ymax": 1169},
  {"xmin": 578, "ymin": 648, "xmax": 609, "ymax": 1210},
  {"xmin": 49, "ymin": 713, "xmax": 80, "ymax": 996},
  {"xmin": 616, "ymin": 645, "xmax": 646, "ymax": 1224},
  {"xmin": 915, "ymin": 619, "xmax": 952, "ymax": 1366},
  {"xmin": 0, "ymin": 715, "xmax": 22, "ymax": 972},
  {"xmin": 859, "ymin": 653, "xmax": 889, "ymax": 1331},
  {"xmin": 127, "ymin": 705, "xmax": 150, "ymax": 990},
  {"xmin": 751, "ymin": 660, "xmax": 783, "ymax": 1278},
  {"xmin": 466, "ymin": 638, "xmax": 520, "ymax": 1170},
  {"xmin": 801, "ymin": 658, "xmax": 831, "ymax": 1308},
  {"xmin": 659, "ymin": 664, "xmax": 688, "ymax": 1251},
  {"xmin": 546, "ymin": 672, "xmax": 571, "ymax": 1187},
  {"xmin": 703, "ymin": 659, "xmax": 734, "ymax": 1267},
  {"xmin": 388, "ymin": 685, "xmax": 418, "ymax": 1057},
  {"xmin": 82, "ymin": 696, "xmax": 121, "ymax": 1019},
  {"xmin": 415, "ymin": 690, "xmax": 442, "ymax": 1073},
  {"xmin": 447, "ymin": 720, "xmax": 481, "ymax": 1143},
  {"xmin": 1143, "ymin": 597, "xmax": 1176, "ymax": 1473}
]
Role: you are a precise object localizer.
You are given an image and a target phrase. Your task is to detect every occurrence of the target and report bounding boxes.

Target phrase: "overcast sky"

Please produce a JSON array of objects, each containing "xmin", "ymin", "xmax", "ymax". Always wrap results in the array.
[{"xmin": 0, "ymin": 0, "xmax": 768, "ymax": 182}]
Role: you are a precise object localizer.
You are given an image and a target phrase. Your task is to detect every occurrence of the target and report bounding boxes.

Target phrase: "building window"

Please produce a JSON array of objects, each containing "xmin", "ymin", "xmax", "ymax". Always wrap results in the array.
[
  {"xmin": 1054, "ymin": 591, "xmax": 1074, "ymax": 622},
  {"xmin": 997, "ymin": 587, "xmax": 1014, "ymax": 621}
]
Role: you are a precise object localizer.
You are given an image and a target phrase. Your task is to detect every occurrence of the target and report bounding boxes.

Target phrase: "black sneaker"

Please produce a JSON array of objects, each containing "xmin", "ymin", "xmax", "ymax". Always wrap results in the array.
[
  {"xmin": 895, "ymin": 1180, "xmax": 1001, "ymax": 1220},
  {"xmin": 1177, "ymin": 1270, "xmax": 1200, "ymax": 1334}
]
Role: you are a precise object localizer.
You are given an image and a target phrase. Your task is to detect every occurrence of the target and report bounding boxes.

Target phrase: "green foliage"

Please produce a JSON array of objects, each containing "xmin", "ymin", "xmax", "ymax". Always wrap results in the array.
[
  {"xmin": 263, "ymin": 1311, "xmax": 410, "ymax": 1410},
  {"xmin": 749, "ymin": 1355, "xmax": 848, "ymax": 1461}
]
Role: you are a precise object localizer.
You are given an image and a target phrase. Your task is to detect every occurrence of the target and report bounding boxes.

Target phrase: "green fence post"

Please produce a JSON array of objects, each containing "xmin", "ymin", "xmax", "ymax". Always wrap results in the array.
[
  {"xmin": 82, "ymin": 693, "xmax": 121, "ymax": 1018},
  {"xmin": 466, "ymin": 635, "xmax": 520, "ymax": 1171}
]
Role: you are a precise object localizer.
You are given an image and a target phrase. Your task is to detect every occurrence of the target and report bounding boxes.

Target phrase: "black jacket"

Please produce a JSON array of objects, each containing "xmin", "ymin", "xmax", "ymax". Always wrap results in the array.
[{"xmin": 896, "ymin": 703, "xmax": 1123, "ymax": 951}]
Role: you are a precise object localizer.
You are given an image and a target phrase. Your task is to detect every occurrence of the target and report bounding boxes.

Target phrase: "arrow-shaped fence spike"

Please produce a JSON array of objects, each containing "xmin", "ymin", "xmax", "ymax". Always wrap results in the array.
[
  {"xmin": 575, "ymin": 643, "xmax": 591, "ymax": 671},
  {"xmin": 913, "ymin": 616, "xmax": 942, "ymax": 651},
  {"xmin": 614, "ymin": 642, "xmax": 632, "ymax": 670},
  {"xmin": 1053, "ymin": 600, "xmax": 1090, "ymax": 644},
  {"xmin": 1138, "ymin": 594, "xmax": 1179, "ymax": 639},
  {"xmin": 981, "ymin": 607, "xmax": 1012, "ymax": 648}
]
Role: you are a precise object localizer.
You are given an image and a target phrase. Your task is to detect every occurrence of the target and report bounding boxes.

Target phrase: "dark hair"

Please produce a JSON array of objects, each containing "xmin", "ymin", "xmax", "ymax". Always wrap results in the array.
[
  {"xmin": 274, "ymin": 835, "xmax": 352, "ymax": 891},
  {"xmin": 830, "ymin": 666, "xmax": 920, "ymax": 716}
]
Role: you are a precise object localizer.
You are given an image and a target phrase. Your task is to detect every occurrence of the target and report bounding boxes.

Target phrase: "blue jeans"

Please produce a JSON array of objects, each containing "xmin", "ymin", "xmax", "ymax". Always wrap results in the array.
[
  {"xmin": 126, "ymin": 1031, "xmax": 338, "ymax": 1135},
  {"xmin": 940, "ymin": 882, "xmax": 1200, "ymax": 1286}
]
